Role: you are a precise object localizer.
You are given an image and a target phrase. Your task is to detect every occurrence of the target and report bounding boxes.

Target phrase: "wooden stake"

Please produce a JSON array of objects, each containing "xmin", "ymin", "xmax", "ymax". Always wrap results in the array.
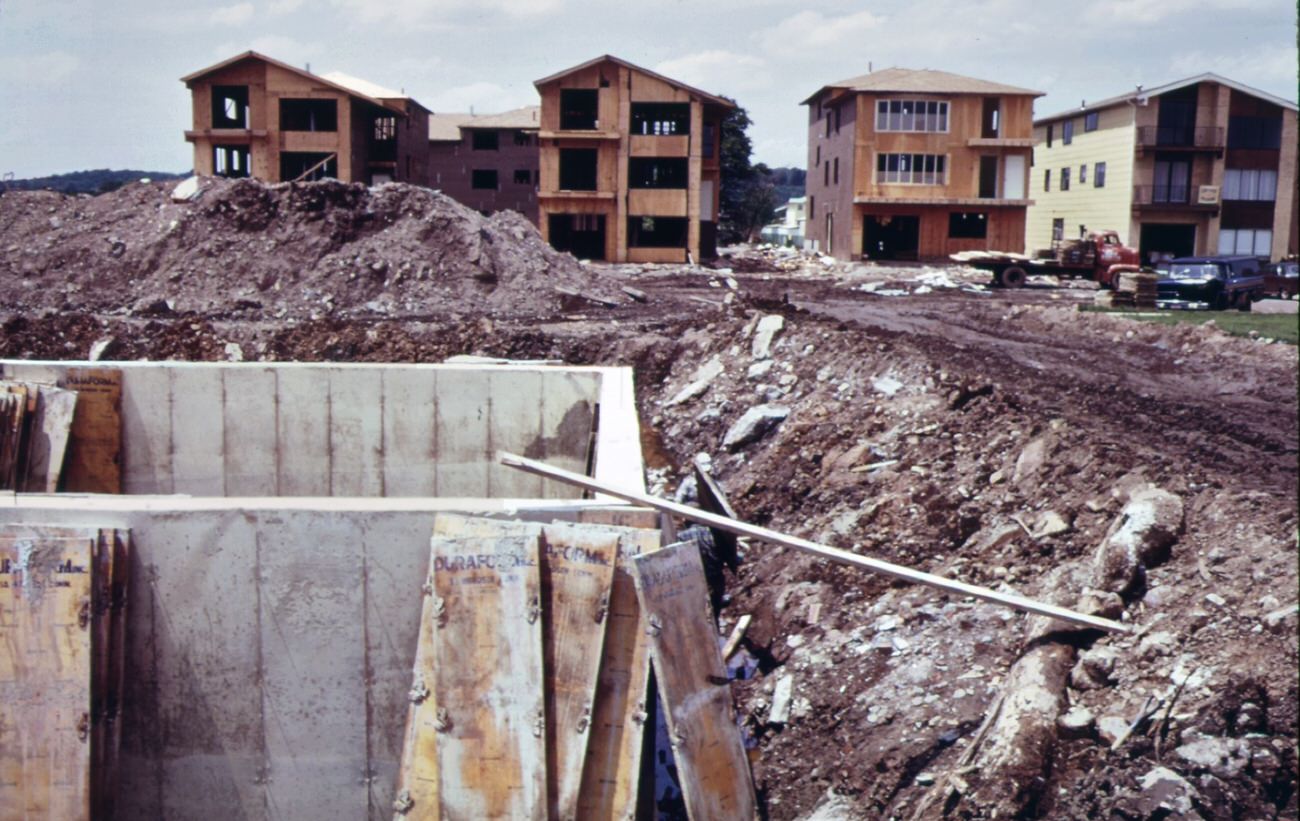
[{"xmin": 498, "ymin": 452, "xmax": 1128, "ymax": 634}]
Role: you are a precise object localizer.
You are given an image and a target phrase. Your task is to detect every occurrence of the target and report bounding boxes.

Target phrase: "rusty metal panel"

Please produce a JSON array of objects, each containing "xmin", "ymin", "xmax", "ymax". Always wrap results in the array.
[
  {"xmin": 428, "ymin": 521, "xmax": 546, "ymax": 820},
  {"xmin": 539, "ymin": 522, "xmax": 619, "ymax": 821},
  {"xmin": 0, "ymin": 529, "xmax": 96, "ymax": 820},
  {"xmin": 632, "ymin": 542, "xmax": 756, "ymax": 821},
  {"xmin": 577, "ymin": 525, "xmax": 660, "ymax": 821}
]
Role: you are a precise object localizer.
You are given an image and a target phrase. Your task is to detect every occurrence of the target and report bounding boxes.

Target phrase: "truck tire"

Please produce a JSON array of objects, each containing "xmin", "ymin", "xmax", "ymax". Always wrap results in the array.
[{"xmin": 999, "ymin": 266, "xmax": 1028, "ymax": 288}]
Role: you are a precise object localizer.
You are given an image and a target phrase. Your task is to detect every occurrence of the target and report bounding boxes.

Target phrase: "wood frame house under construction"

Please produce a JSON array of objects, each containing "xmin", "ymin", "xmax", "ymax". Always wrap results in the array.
[
  {"xmin": 534, "ymin": 55, "xmax": 733, "ymax": 263},
  {"xmin": 182, "ymin": 51, "xmax": 430, "ymax": 185},
  {"xmin": 802, "ymin": 68, "xmax": 1042, "ymax": 261}
]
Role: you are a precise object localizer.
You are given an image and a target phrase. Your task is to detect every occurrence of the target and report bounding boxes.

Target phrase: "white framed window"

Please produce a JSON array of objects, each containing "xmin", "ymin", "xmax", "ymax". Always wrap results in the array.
[
  {"xmin": 1218, "ymin": 228, "xmax": 1273, "ymax": 255},
  {"xmin": 875, "ymin": 152, "xmax": 947, "ymax": 184},
  {"xmin": 875, "ymin": 99, "xmax": 949, "ymax": 133},
  {"xmin": 1223, "ymin": 168, "xmax": 1278, "ymax": 201}
]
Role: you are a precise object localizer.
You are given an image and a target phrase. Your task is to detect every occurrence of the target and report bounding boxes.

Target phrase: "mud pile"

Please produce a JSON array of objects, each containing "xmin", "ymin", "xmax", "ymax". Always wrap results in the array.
[{"xmin": 0, "ymin": 177, "xmax": 622, "ymax": 319}]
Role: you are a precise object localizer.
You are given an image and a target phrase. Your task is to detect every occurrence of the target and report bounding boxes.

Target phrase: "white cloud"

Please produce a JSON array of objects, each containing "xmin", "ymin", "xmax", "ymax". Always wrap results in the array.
[
  {"xmin": 0, "ymin": 51, "xmax": 80, "ymax": 86},
  {"xmin": 654, "ymin": 50, "xmax": 769, "ymax": 97},
  {"xmin": 209, "ymin": 2, "xmax": 255, "ymax": 25},
  {"xmin": 756, "ymin": 9, "xmax": 884, "ymax": 52},
  {"xmin": 424, "ymin": 81, "xmax": 537, "ymax": 115},
  {"xmin": 214, "ymin": 35, "xmax": 320, "ymax": 67},
  {"xmin": 330, "ymin": 0, "xmax": 562, "ymax": 27},
  {"xmin": 1087, "ymin": 0, "xmax": 1269, "ymax": 24},
  {"xmin": 1168, "ymin": 48, "xmax": 1300, "ymax": 90},
  {"xmin": 267, "ymin": 0, "xmax": 306, "ymax": 14}
]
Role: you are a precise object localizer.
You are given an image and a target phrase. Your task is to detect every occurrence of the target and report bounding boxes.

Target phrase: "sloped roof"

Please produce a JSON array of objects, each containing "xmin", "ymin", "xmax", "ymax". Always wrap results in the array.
[
  {"xmin": 535, "ymin": 54, "xmax": 735, "ymax": 109},
  {"xmin": 427, "ymin": 106, "xmax": 541, "ymax": 142},
  {"xmin": 321, "ymin": 71, "xmax": 405, "ymax": 101},
  {"xmin": 1035, "ymin": 71, "xmax": 1298, "ymax": 123},
  {"xmin": 180, "ymin": 51, "xmax": 413, "ymax": 115},
  {"xmin": 802, "ymin": 67, "xmax": 1043, "ymax": 105}
]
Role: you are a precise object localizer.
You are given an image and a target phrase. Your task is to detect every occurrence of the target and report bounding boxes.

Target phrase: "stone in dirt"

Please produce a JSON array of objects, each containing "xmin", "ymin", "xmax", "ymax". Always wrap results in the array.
[
  {"xmin": 667, "ymin": 356, "xmax": 724, "ymax": 406},
  {"xmin": 769, "ymin": 674, "xmax": 795, "ymax": 725},
  {"xmin": 1057, "ymin": 705, "xmax": 1095, "ymax": 739},
  {"xmin": 1174, "ymin": 736, "xmax": 1250, "ymax": 778},
  {"xmin": 1135, "ymin": 766, "xmax": 1197, "ymax": 816},
  {"xmin": 1093, "ymin": 485, "xmax": 1184, "ymax": 596},
  {"xmin": 723, "ymin": 404, "xmax": 789, "ymax": 450},
  {"xmin": 752, "ymin": 314, "xmax": 785, "ymax": 359}
]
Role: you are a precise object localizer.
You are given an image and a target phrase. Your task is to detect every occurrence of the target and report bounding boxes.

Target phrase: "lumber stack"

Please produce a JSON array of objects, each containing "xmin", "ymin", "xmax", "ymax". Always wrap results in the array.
[
  {"xmin": 394, "ymin": 514, "xmax": 756, "ymax": 820},
  {"xmin": 1114, "ymin": 272, "xmax": 1159, "ymax": 309},
  {"xmin": 0, "ymin": 381, "xmax": 79, "ymax": 492},
  {"xmin": 0, "ymin": 525, "xmax": 130, "ymax": 820}
]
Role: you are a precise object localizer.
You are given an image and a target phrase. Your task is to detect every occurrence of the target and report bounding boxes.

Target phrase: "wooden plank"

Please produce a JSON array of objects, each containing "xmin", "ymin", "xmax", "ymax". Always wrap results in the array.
[
  {"xmin": 577, "ymin": 525, "xmax": 661, "ymax": 821},
  {"xmin": 57, "ymin": 369, "xmax": 122, "ymax": 494},
  {"xmin": 0, "ymin": 530, "xmax": 96, "ymax": 821},
  {"xmin": 102, "ymin": 530, "xmax": 129, "ymax": 821},
  {"xmin": 19, "ymin": 384, "xmax": 78, "ymax": 493},
  {"xmin": 632, "ymin": 542, "xmax": 756, "ymax": 821},
  {"xmin": 539, "ymin": 522, "xmax": 619, "ymax": 821},
  {"xmin": 0, "ymin": 387, "xmax": 29, "ymax": 490},
  {"xmin": 89, "ymin": 531, "xmax": 113, "ymax": 819},
  {"xmin": 430, "ymin": 523, "xmax": 545, "ymax": 819}
]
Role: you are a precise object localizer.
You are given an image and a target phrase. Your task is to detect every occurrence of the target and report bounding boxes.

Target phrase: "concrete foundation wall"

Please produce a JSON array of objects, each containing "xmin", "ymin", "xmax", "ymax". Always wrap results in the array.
[
  {"xmin": 1, "ymin": 497, "xmax": 653, "ymax": 821},
  {"xmin": 0, "ymin": 362, "xmax": 636, "ymax": 499}
]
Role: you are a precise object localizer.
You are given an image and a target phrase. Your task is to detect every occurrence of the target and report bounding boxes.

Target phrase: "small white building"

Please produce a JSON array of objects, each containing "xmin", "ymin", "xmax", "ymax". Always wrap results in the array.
[{"xmin": 760, "ymin": 196, "xmax": 807, "ymax": 247}]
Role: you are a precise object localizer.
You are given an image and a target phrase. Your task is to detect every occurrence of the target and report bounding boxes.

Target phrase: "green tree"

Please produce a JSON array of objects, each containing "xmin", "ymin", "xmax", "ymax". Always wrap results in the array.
[{"xmin": 718, "ymin": 103, "xmax": 777, "ymax": 244}]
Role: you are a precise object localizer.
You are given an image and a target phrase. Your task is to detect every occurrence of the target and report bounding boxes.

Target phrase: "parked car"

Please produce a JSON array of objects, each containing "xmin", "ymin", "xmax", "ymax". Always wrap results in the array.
[
  {"xmin": 1263, "ymin": 260, "xmax": 1299, "ymax": 298},
  {"xmin": 1155, "ymin": 255, "xmax": 1267, "ymax": 310}
]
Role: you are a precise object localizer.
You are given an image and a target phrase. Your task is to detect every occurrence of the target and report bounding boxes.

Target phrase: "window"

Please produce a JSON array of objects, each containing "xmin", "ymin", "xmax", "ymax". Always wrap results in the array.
[
  {"xmin": 1094, "ymin": 162, "xmax": 1106, "ymax": 188},
  {"xmin": 629, "ymin": 157, "xmax": 688, "ymax": 189},
  {"xmin": 832, "ymin": 157, "xmax": 839, "ymax": 185},
  {"xmin": 213, "ymin": 145, "xmax": 250, "ymax": 178},
  {"xmin": 948, "ymin": 212, "xmax": 988, "ymax": 239},
  {"xmin": 1223, "ymin": 168, "xmax": 1278, "ymax": 201},
  {"xmin": 1079, "ymin": 164, "xmax": 1086, "ymax": 185},
  {"xmin": 1062, "ymin": 120, "xmax": 1074, "ymax": 145},
  {"xmin": 815, "ymin": 146, "xmax": 821, "ymax": 166},
  {"xmin": 373, "ymin": 117, "xmax": 397, "ymax": 141},
  {"xmin": 559, "ymin": 148, "xmax": 598, "ymax": 190},
  {"xmin": 1227, "ymin": 116, "xmax": 1282, "ymax": 149},
  {"xmin": 559, "ymin": 89, "xmax": 598, "ymax": 130},
  {"xmin": 628, "ymin": 216, "xmax": 689, "ymax": 248},
  {"xmin": 212, "ymin": 85, "xmax": 249, "ymax": 128},
  {"xmin": 834, "ymin": 105, "xmax": 841, "ymax": 133},
  {"xmin": 472, "ymin": 130, "xmax": 499, "ymax": 150},
  {"xmin": 280, "ymin": 152, "xmax": 336, "ymax": 181},
  {"xmin": 471, "ymin": 169, "xmax": 498, "ymax": 190},
  {"xmin": 630, "ymin": 102, "xmax": 690, "ymax": 136},
  {"xmin": 875, "ymin": 99, "xmax": 949, "ymax": 132},
  {"xmin": 1084, "ymin": 111, "xmax": 1099, "ymax": 132},
  {"xmin": 280, "ymin": 99, "xmax": 337, "ymax": 132},
  {"xmin": 513, "ymin": 130, "xmax": 533, "ymax": 146},
  {"xmin": 876, "ymin": 153, "xmax": 946, "ymax": 185},
  {"xmin": 1044, "ymin": 168, "xmax": 1051, "ymax": 191},
  {"xmin": 824, "ymin": 104, "xmax": 832, "ymax": 137},
  {"xmin": 1046, "ymin": 124, "xmax": 1053, "ymax": 147},
  {"xmin": 1061, "ymin": 167, "xmax": 1070, "ymax": 191},
  {"xmin": 824, "ymin": 161, "xmax": 829, "ymax": 186},
  {"xmin": 513, "ymin": 169, "xmax": 532, "ymax": 185},
  {"xmin": 1218, "ymin": 228, "xmax": 1273, "ymax": 255},
  {"xmin": 1052, "ymin": 218, "xmax": 1064, "ymax": 241},
  {"xmin": 702, "ymin": 122, "xmax": 716, "ymax": 159}
]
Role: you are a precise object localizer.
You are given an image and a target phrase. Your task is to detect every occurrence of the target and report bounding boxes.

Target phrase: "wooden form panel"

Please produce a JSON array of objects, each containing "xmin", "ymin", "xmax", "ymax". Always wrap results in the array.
[
  {"xmin": 854, "ymin": 203, "xmax": 1029, "ymax": 258},
  {"xmin": 0, "ymin": 530, "xmax": 96, "ymax": 820},
  {"xmin": 628, "ymin": 188, "xmax": 688, "ymax": 217},
  {"xmin": 632, "ymin": 542, "xmax": 755, "ymax": 820},
  {"xmin": 430, "ymin": 525, "xmax": 546, "ymax": 819}
]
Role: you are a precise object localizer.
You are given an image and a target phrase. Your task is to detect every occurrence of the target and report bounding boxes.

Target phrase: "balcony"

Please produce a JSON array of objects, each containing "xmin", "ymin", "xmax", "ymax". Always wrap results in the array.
[
  {"xmin": 1132, "ymin": 185, "xmax": 1220, "ymax": 212},
  {"xmin": 1135, "ymin": 126, "xmax": 1224, "ymax": 155}
]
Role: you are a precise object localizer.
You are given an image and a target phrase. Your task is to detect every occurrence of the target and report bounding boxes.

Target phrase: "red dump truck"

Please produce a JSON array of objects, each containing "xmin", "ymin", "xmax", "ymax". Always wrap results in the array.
[{"xmin": 952, "ymin": 230, "xmax": 1141, "ymax": 288}]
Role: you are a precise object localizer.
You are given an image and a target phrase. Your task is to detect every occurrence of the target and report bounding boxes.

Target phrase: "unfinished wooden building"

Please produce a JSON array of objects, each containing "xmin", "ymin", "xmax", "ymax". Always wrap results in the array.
[
  {"xmin": 427, "ymin": 106, "xmax": 541, "ymax": 222},
  {"xmin": 802, "ymin": 68, "xmax": 1042, "ymax": 261},
  {"xmin": 535, "ymin": 55, "xmax": 733, "ymax": 263},
  {"xmin": 182, "ymin": 52, "xmax": 430, "ymax": 185}
]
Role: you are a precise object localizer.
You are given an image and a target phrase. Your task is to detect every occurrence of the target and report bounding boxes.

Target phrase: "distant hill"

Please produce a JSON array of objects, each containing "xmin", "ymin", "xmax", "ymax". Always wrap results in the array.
[
  {"xmin": 4, "ymin": 169, "xmax": 189, "ymax": 195},
  {"xmin": 766, "ymin": 166, "xmax": 805, "ymax": 205}
]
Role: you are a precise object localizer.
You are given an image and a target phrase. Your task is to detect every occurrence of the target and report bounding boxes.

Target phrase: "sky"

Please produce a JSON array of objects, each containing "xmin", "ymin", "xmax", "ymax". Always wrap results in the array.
[{"xmin": 1, "ymin": 0, "xmax": 1296, "ymax": 177}]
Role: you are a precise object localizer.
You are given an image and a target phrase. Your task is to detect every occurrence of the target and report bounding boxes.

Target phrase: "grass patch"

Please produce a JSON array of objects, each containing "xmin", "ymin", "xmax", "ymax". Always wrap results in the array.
[{"xmin": 1080, "ymin": 306, "xmax": 1299, "ymax": 345}]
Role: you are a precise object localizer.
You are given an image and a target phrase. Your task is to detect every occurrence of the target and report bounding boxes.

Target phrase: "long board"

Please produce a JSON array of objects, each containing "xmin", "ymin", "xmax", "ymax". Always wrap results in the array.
[
  {"xmin": 430, "ymin": 524, "xmax": 546, "ymax": 820},
  {"xmin": 57, "ymin": 369, "xmax": 122, "ymax": 494},
  {"xmin": 538, "ymin": 523, "xmax": 619, "ymax": 821},
  {"xmin": 577, "ymin": 525, "xmax": 661, "ymax": 821},
  {"xmin": 0, "ymin": 530, "xmax": 96, "ymax": 820},
  {"xmin": 632, "ymin": 542, "xmax": 756, "ymax": 821}
]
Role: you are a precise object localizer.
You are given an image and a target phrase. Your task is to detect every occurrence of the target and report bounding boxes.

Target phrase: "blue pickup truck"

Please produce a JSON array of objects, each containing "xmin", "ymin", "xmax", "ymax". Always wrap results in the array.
[{"xmin": 1155, "ymin": 255, "xmax": 1267, "ymax": 310}]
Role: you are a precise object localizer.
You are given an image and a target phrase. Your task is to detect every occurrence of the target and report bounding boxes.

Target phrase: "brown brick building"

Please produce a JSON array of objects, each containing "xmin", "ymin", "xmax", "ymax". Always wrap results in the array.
[
  {"xmin": 535, "ymin": 55, "xmax": 733, "ymax": 262},
  {"xmin": 182, "ymin": 51, "xmax": 430, "ymax": 185},
  {"xmin": 803, "ymin": 68, "xmax": 1042, "ymax": 260},
  {"xmin": 427, "ymin": 107, "xmax": 540, "ymax": 221}
]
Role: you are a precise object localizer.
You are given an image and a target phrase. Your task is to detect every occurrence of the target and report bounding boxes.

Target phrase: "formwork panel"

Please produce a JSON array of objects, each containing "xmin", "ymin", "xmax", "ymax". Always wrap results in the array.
[
  {"xmin": 120, "ymin": 366, "xmax": 174, "ymax": 494},
  {"xmin": 488, "ymin": 369, "xmax": 545, "ymax": 498},
  {"xmin": 379, "ymin": 367, "xmax": 438, "ymax": 497},
  {"xmin": 328, "ymin": 367, "xmax": 385, "ymax": 497},
  {"xmin": 274, "ymin": 367, "xmax": 331, "ymax": 496},
  {"xmin": 433, "ymin": 369, "xmax": 492, "ymax": 497},
  {"xmin": 258, "ymin": 512, "xmax": 369, "ymax": 820},
  {"xmin": 170, "ymin": 367, "xmax": 225, "ymax": 495},
  {"xmin": 222, "ymin": 367, "xmax": 279, "ymax": 497}
]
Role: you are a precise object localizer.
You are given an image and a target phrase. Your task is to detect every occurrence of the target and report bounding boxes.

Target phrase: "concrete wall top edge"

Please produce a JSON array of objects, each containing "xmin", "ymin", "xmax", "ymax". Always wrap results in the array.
[
  {"xmin": 1, "ymin": 359, "xmax": 628, "ymax": 377},
  {"xmin": 2, "ymin": 494, "xmax": 645, "ymax": 514}
]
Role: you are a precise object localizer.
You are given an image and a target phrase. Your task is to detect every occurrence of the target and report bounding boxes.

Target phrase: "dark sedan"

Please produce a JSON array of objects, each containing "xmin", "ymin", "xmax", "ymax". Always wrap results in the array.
[
  {"xmin": 1263, "ymin": 260, "xmax": 1299, "ymax": 298},
  {"xmin": 1155, "ymin": 255, "xmax": 1266, "ymax": 310}
]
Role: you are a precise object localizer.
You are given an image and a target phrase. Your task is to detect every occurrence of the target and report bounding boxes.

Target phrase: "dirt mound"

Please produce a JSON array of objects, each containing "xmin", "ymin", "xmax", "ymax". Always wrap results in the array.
[{"xmin": 0, "ymin": 177, "xmax": 622, "ymax": 319}]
